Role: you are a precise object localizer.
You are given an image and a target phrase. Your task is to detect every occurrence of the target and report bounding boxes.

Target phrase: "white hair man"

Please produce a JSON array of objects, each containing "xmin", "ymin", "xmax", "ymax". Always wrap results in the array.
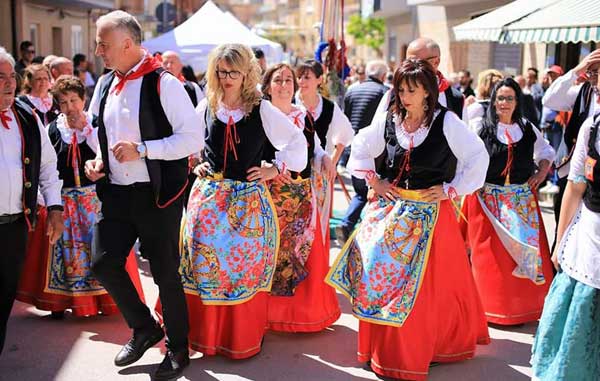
[
  {"xmin": 375, "ymin": 37, "xmax": 468, "ymax": 122},
  {"xmin": 161, "ymin": 50, "xmax": 204, "ymax": 106},
  {"xmin": 85, "ymin": 10, "xmax": 202, "ymax": 379},
  {"xmin": 0, "ymin": 46, "xmax": 64, "ymax": 354}
]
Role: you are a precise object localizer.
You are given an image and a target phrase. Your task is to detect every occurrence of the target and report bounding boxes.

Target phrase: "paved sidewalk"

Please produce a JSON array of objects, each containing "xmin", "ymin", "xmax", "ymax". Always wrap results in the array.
[{"xmin": 0, "ymin": 176, "xmax": 555, "ymax": 381}]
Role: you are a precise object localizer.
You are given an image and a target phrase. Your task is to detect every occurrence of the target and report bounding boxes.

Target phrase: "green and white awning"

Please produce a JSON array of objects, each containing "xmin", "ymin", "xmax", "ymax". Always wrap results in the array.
[{"xmin": 453, "ymin": 0, "xmax": 600, "ymax": 44}]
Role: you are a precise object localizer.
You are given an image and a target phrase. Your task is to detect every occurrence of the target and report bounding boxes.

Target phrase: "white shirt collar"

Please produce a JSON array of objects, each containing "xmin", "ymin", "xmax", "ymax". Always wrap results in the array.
[{"xmin": 55, "ymin": 113, "xmax": 93, "ymax": 144}]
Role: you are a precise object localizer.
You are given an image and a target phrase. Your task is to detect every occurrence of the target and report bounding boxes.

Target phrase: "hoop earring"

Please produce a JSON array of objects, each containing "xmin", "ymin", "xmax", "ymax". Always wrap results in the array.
[{"xmin": 422, "ymin": 99, "xmax": 429, "ymax": 112}]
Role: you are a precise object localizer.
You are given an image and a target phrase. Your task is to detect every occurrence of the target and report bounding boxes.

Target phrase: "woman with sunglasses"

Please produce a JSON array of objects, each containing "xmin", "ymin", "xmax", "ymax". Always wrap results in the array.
[
  {"xmin": 18, "ymin": 64, "xmax": 60, "ymax": 125},
  {"xmin": 531, "ymin": 93, "xmax": 600, "ymax": 381},
  {"xmin": 260, "ymin": 63, "xmax": 341, "ymax": 333},
  {"xmin": 462, "ymin": 78, "xmax": 556, "ymax": 326},
  {"xmin": 176, "ymin": 44, "xmax": 307, "ymax": 359},
  {"xmin": 327, "ymin": 59, "xmax": 490, "ymax": 380}
]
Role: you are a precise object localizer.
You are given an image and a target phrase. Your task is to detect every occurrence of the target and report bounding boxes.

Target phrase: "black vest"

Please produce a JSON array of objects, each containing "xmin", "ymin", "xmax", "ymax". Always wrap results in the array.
[
  {"xmin": 564, "ymin": 82, "xmax": 594, "ymax": 157},
  {"xmin": 47, "ymin": 119, "xmax": 97, "ymax": 188},
  {"xmin": 97, "ymin": 69, "xmax": 189, "ymax": 208},
  {"xmin": 584, "ymin": 115, "xmax": 600, "ymax": 212},
  {"xmin": 183, "ymin": 81, "xmax": 198, "ymax": 107},
  {"xmin": 377, "ymin": 107, "xmax": 457, "ymax": 189},
  {"xmin": 12, "ymin": 99, "xmax": 42, "ymax": 229},
  {"xmin": 387, "ymin": 87, "xmax": 464, "ymax": 119},
  {"xmin": 203, "ymin": 102, "xmax": 270, "ymax": 181},
  {"xmin": 18, "ymin": 95, "xmax": 60, "ymax": 125},
  {"xmin": 479, "ymin": 120, "xmax": 536, "ymax": 185},
  {"xmin": 310, "ymin": 97, "xmax": 335, "ymax": 150}
]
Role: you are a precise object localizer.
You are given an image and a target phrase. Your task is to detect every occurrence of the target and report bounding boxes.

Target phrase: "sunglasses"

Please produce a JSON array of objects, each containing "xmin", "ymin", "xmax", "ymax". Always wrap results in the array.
[
  {"xmin": 26, "ymin": 49, "xmax": 35, "ymax": 54},
  {"xmin": 496, "ymin": 95, "xmax": 515, "ymax": 103},
  {"xmin": 216, "ymin": 69, "xmax": 241, "ymax": 80}
]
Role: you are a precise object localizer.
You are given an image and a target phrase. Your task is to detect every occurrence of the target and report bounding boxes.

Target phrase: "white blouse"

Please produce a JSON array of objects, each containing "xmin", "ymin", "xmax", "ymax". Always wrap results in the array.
[
  {"xmin": 469, "ymin": 118, "xmax": 556, "ymax": 165},
  {"xmin": 294, "ymin": 93, "xmax": 353, "ymax": 155},
  {"xmin": 283, "ymin": 106, "xmax": 327, "ymax": 167},
  {"xmin": 195, "ymin": 98, "xmax": 307, "ymax": 172},
  {"xmin": 348, "ymin": 109, "xmax": 489, "ymax": 196},
  {"xmin": 26, "ymin": 94, "xmax": 53, "ymax": 113},
  {"xmin": 55, "ymin": 113, "xmax": 99, "ymax": 153}
]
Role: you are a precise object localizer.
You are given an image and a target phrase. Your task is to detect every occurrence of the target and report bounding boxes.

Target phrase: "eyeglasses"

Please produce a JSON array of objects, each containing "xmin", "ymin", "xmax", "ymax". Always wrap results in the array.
[
  {"xmin": 26, "ymin": 49, "xmax": 35, "ymax": 54},
  {"xmin": 496, "ymin": 95, "xmax": 515, "ymax": 103},
  {"xmin": 272, "ymin": 78, "xmax": 294, "ymax": 86},
  {"xmin": 216, "ymin": 69, "xmax": 241, "ymax": 80},
  {"xmin": 585, "ymin": 69, "xmax": 599, "ymax": 79}
]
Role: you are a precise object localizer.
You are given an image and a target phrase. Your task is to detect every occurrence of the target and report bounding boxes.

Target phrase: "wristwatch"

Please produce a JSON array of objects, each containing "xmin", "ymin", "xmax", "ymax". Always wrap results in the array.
[
  {"xmin": 47, "ymin": 205, "xmax": 64, "ymax": 213},
  {"xmin": 137, "ymin": 142, "xmax": 147, "ymax": 158}
]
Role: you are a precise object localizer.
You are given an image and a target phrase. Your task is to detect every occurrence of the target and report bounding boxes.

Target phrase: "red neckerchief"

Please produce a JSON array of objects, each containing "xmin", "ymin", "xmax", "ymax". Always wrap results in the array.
[
  {"xmin": 437, "ymin": 71, "xmax": 450, "ymax": 93},
  {"xmin": 0, "ymin": 109, "xmax": 12, "ymax": 130},
  {"xmin": 177, "ymin": 73, "xmax": 186, "ymax": 83},
  {"xmin": 111, "ymin": 55, "xmax": 162, "ymax": 95},
  {"xmin": 500, "ymin": 128, "xmax": 514, "ymax": 185}
]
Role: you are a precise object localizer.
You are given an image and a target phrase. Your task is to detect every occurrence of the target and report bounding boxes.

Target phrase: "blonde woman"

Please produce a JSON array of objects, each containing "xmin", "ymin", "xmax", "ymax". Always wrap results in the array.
[
  {"xmin": 260, "ymin": 63, "xmax": 340, "ymax": 332},
  {"xmin": 177, "ymin": 44, "xmax": 307, "ymax": 359},
  {"xmin": 18, "ymin": 63, "xmax": 60, "ymax": 125},
  {"xmin": 466, "ymin": 69, "xmax": 503, "ymax": 121}
]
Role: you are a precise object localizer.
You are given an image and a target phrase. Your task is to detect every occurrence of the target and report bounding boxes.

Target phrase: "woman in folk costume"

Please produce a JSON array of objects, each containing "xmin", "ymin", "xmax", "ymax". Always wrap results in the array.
[
  {"xmin": 461, "ymin": 78, "xmax": 555, "ymax": 325},
  {"xmin": 260, "ymin": 63, "xmax": 340, "ymax": 332},
  {"xmin": 326, "ymin": 59, "xmax": 490, "ymax": 380},
  {"xmin": 531, "ymin": 113, "xmax": 600, "ymax": 381},
  {"xmin": 178, "ymin": 44, "xmax": 307, "ymax": 359},
  {"xmin": 294, "ymin": 59, "xmax": 353, "ymax": 222},
  {"xmin": 17, "ymin": 76, "xmax": 144, "ymax": 318},
  {"xmin": 465, "ymin": 69, "xmax": 503, "ymax": 121},
  {"xmin": 18, "ymin": 64, "xmax": 60, "ymax": 125}
]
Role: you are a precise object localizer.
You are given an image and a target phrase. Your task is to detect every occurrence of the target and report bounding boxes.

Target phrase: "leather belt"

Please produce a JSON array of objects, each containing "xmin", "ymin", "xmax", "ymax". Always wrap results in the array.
[{"xmin": 0, "ymin": 213, "xmax": 24, "ymax": 225}]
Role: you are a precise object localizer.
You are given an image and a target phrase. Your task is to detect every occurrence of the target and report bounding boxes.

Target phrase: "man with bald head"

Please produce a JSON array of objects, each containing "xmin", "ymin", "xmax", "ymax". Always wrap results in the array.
[
  {"xmin": 161, "ymin": 50, "xmax": 204, "ymax": 106},
  {"xmin": 375, "ymin": 37, "xmax": 468, "ymax": 122},
  {"xmin": 86, "ymin": 10, "xmax": 202, "ymax": 379},
  {"xmin": 49, "ymin": 57, "xmax": 73, "ymax": 81}
]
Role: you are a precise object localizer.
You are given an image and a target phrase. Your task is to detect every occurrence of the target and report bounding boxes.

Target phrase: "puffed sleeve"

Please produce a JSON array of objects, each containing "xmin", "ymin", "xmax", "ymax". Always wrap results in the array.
[
  {"xmin": 374, "ymin": 89, "xmax": 392, "ymax": 115},
  {"xmin": 530, "ymin": 121, "xmax": 556, "ymax": 164},
  {"xmin": 324, "ymin": 102, "xmax": 353, "ymax": 154},
  {"xmin": 568, "ymin": 116, "xmax": 593, "ymax": 182},
  {"xmin": 260, "ymin": 100, "xmax": 308, "ymax": 172},
  {"xmin": 542, "ymin": 70, "xmax": 582, "ymax": 112},
  {"xmin": 442, "ymin": 111, "xmax": 489, "ymax": 196},
  {"xmin": 346, "ymin": 114, "xmax": 387, "ymax": 179}
]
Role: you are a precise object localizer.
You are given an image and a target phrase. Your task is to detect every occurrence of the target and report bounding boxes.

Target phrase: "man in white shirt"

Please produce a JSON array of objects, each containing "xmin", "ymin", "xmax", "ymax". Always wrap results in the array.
[
  {"xmin": 0, "ymin": 47, "xmax": 64, "ymax": 355},
  {"xmin": 84, "ymin": 11, "xmax": 202, "ymax": 379}
]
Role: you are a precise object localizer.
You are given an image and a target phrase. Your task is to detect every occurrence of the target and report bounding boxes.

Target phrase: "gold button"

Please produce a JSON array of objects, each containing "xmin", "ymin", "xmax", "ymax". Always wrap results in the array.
[
  {"xmin": 530, "ymin": 201, "xmax": 537, "ymax": 208},
  {"xmin": 24, "ymin": 181, "xmax": 32, "ymax": 189},
  {"xmin": 413, "ymin": 227, "xmax": 422, "ymax": 236},
  {"xmin": 24, "ymin": 157, "xmax": 30, "ymax": 165},
  {"xmin": 24, "ymin": 208, "xmax": 31, "ymax": 215}
]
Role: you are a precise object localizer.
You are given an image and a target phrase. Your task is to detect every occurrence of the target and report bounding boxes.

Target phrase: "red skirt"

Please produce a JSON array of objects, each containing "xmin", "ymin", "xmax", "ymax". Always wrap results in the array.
[
  {"xmin": 16, "ymin": 208, "xmax": 145, "ymax": 317},
  {"xmin": 267, "ymin": 217, "xmax": 341, "ymax": 332},
  {"xmin": 358, "ymin": 201, "xmax": 490, "ymax": 380},
  {"xmin": 175, "ymin": 292, "xmax": 268, "ymax": 359},
  {"xmin": 461, "ymin": 195, "xmax": 554, "ymax": 325}
]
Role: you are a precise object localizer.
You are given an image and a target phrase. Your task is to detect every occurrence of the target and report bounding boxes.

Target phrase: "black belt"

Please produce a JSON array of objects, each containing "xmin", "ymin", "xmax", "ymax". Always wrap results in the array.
[
  {"xmin": 106, "ymin": 182, "xmax": 152, "ymax": 190},
  {"xmin": 0, "ymin": 213, "xmax": 24, "ymax": 225}
]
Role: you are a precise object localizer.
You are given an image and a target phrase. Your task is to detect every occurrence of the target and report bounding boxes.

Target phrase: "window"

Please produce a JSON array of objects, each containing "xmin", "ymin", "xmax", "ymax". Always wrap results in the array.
[
  {"xmin": 52, "ymin": 27, "xmax": 63, "ymax": 56},
  {"xmin": 29, "ymin": 24, "xmax": 39, "ymax": 49},
  {"xmin": 71, "ymin": 25, "xmax": 83, "ymax": 56}
]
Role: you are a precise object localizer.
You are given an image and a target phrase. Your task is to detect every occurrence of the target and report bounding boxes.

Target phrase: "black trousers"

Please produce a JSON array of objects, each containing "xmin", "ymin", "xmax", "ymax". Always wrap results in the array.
[
  {"xmin": 91, "ymin": 183, "xmax": 189, "ymax": 351},
  {"xmin": 0, "ymin": 217, "xmax": 28, "ymax": 356}
]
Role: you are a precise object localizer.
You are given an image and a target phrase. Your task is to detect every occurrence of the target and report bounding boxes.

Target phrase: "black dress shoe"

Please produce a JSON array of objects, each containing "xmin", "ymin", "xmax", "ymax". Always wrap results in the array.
[
  {"xmin": 50, "ymin": 311, "xmax": 65, "ymax": 320},
  {"xmin": 154, "ymin": 349, "xmax": 190, "ymax": 381},
  {"xmin": 114, "ymin": 324, "xmax": 165, "ymax": 367}
]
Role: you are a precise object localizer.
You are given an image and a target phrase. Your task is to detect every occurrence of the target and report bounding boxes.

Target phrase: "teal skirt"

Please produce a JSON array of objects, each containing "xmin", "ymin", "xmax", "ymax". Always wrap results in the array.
[{"xmin": 531, "ymin": 271, "xmax": 600, "ymax": 381}]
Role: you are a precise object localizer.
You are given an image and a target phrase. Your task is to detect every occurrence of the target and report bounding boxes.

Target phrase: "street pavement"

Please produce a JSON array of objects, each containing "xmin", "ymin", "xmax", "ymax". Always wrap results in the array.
[{"xmin": 0, "ymin": 174, "xmax": 555, "ymax": 381}]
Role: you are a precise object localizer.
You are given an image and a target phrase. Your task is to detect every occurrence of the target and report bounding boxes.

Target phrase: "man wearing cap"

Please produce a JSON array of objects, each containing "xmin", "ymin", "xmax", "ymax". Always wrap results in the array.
[{"xmin": 0, "ymin": 46, "xmax": 64, "ymax": 355}]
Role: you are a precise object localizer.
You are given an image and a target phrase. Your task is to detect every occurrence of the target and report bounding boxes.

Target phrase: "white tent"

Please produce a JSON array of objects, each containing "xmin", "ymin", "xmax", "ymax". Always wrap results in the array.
[{"xmin": 143, "ymin": 0, "xmax": 283, "ymax": 72}]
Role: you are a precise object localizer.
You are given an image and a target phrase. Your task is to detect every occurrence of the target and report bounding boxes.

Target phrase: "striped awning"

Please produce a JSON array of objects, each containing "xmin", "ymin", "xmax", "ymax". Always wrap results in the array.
[{"xmin": 454, "ymin": 0, "xmax": 600, "ymax": 44}]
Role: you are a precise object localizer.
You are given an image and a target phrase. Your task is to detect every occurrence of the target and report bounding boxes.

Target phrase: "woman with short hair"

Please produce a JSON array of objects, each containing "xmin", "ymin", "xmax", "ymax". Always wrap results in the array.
[{"xmin": 18, "ymin": 63, "xmax": 60, "ymax": 125}]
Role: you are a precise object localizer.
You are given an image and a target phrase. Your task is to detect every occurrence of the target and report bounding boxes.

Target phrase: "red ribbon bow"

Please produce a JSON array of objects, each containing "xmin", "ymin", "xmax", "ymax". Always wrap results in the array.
[
  {"xmin": 67, "ymin": 132, "xmax": 81, "ymax": 170},
  {"xmin": 111, "ymin": 55, "xmax": 162, "ymax": 96},
  {"xmin": 0, "ymin": 110, "xmax": 12, "ymax": 130},
  {"xmin": 222, "ymin": 115, "xmax": 240, "ymax": 173},
  {"xmin": 392, "ymin": 136, "xmax": 414, "ymax": 187},
  {"xmin": 501, "ymin": 128, "xmax": 514, "ymax": 184}
]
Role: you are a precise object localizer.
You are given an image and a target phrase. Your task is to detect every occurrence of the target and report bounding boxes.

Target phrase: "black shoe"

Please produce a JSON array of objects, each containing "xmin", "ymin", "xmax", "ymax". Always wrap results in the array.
[
  {"xmin": 50, "ymin": 311, "xmax": 65, "ymax": 320},
  {"xmin": 114, "ymin": 324, "xmax": 165, "ymax": 367},
  {"xmin": 154, "ymin": 349, "xmax": 190, "ymax": 381}
]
